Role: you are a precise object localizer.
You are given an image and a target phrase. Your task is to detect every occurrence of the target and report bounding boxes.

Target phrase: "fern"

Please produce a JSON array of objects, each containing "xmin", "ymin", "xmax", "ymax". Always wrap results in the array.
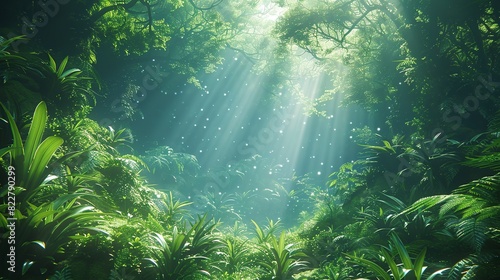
[
  {"xmin": 454, "ymin": 173, "xmax": 500, "ymax": 197},
  {"xmin": 403, "ymin": 171, "xmax": 500, "ymax": 222},
  {"xmin": 464, "ymin": 153, "xmax": 500, "ymax": 171},
  {"xmin": 445, "ymin": 253, "xmax": 496, "ymax": 280},
  {"xmin": 449, "ymin": 218, "xmax": 488, "ymax": 253},
  {"xmin": 49, "ymin": 267, "xmax": 73, "ymax": 280}
]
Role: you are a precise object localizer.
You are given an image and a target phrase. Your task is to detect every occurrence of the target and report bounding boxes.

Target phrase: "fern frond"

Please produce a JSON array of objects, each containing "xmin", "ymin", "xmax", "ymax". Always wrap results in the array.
[
  {"xmin": 400, "ymin": 195, "xmax": 451, "ymax": 215},
  {"xmin": 476, "ymin": 205, "xmax": 500, "ymax": 222},
  {"xmin": 454, "ymin": 218, "xmax": 488, "ymax": 252},
  {"xmin": 49, "ymin": 266, "xmax": 73, "ymax": 280},
  {"xmin": 464, "ymin": 154, "xmax": 500, "ymax": 171},
  {"xmin": 439, "ymin": 196, "xmax": 486, "ymax": 218},
  {"xmin": 454, "ymin": 173, "xmax": 500, "ymax": 197}
]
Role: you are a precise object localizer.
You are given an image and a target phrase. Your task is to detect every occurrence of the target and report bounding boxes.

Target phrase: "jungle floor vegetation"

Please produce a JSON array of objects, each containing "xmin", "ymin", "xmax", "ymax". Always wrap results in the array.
[{"xmin": 2, "ymin": 0, "xmax": 500, "ymax": 279}]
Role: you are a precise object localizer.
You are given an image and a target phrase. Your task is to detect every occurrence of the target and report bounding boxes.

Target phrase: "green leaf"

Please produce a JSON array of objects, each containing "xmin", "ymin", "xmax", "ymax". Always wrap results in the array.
[
  {"xmin": 0, "ymin": 146, "xmax": 13, "ymax": 158},
  {"xmin": 0, "ymin": 214, "xmax": 7, "ymax": 228},
  {"xmin": 0, "ymin": 102, "xmax": 24, "ymax": 162},
  {"xmin": 24, "ymin": 101, "xmax": 48, "ymax": 179},
  {"xmin": 25, "ymin": 136, "xmax": 63, "ymax": 190},
  {"xmin": 22, "ymin": 261, "xmax": 34, "ymax": 275},
  {"xmin": 381, "ymin": 248, "xmax": 401, "ymax": 280},
  {"xmin": 347, "ymin": 254, "xmax": 391, "ymax": 280},
  {"xmin": 57, "ymin": 56, "xmax": 69, "ymax": 77},
  {"xmin": 48, "ymin": 54, "xmax": 57, "ymax": 72},
  {"xmin": 390, "ymin": 234, "xmax": 413, "ymax": 269},
  {"xmin": 60, "ymin": 68, "xmax": 81, "ymax": 79},
  {"xmin": 26, "ymin": 240, "xmax": 46, "ymax": 249},
  {"xmin": 426, "ymin": 268, "xmax": 450, "ymax": 280},
  {"xmin": 413, "ymin": 247, "xmax": 427, "ymax": 280}
]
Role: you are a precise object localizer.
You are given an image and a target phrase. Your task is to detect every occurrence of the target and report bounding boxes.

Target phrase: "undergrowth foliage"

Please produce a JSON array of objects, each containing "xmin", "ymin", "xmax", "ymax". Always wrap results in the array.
[{"xmin": 1, "ymin": 0, "xmax": 500, "ymax": 278}]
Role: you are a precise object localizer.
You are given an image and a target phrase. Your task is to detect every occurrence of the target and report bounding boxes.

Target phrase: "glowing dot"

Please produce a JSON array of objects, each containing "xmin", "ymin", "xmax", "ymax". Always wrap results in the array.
[
  {"xmin": 377, "ymin": 127, "xmax": 381, "ymax": 131},
  {"xmin": 317, "ymin": 172, "xmax": 321, "ymax": 175}
]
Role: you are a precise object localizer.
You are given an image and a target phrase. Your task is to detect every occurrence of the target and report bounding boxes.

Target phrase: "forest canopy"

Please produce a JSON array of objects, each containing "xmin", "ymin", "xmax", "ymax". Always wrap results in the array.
[{"xmin": 1, "ymin": 0, "xmax": 500, "ymax": 279}]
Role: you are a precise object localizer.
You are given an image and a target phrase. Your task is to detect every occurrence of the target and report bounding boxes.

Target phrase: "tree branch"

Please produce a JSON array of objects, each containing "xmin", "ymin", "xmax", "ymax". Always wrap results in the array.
[
  {"xmin": 90, "ymin": 0, "xmax": 140, "ymax": 23},
  {"xmin": 187, "ymin": 0, "xmax": 223, "ymax": 11}
]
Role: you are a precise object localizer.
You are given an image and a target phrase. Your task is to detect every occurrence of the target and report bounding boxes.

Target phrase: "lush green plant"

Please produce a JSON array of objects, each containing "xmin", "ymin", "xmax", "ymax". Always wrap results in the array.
[
  {"xmin": 0, "ymin": 101, "xmax": 64, "ymax": 206},
  {"xmin": 49, "ymin": 266, "xmax": 73, "ymax": 280},
  {"xmin": 42, "ymin": 54, "xmax": 97, "ymax": 117},
  {"xmin": 259, "ymin": 231, "xmax": 308, "ymax": 279},
  {"xmin": 252, "ymin": 219, "xmax": 281, "ymax": 244},
  {"xmin": 403, "ymin": 172, "xmax": 500, "ymax": 250},
  {"xmin": 0, "ymin": 36, "xmax": 45, "ymax": 119},
  {"xmin": 0, "ymin": 194, "xmax": 109, "ymax": 278},
  {"xmin": 217, "ymin": 237, "xmax": 250, "ymax": 275},
  {"xmin": 144, "ymin": 214, "xmax": 220, "ymax": 279},
  {"xmin": 347, "ymin": 234, "xmax": 449, "ymax": 280},
  {"xmin": 359, "ymin": 193, "xmax": 439, "ymax": 243},
  {"xmin": 199, "ymin": 191, "xmax": 241, "ymax": 222},
  {"xmin": 155, "ymin": 191, "xmax": 192, "ymax": 229},
  {"xmin": 293, "ymin": 260, "xmax": 351, "ymax": 280}
]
